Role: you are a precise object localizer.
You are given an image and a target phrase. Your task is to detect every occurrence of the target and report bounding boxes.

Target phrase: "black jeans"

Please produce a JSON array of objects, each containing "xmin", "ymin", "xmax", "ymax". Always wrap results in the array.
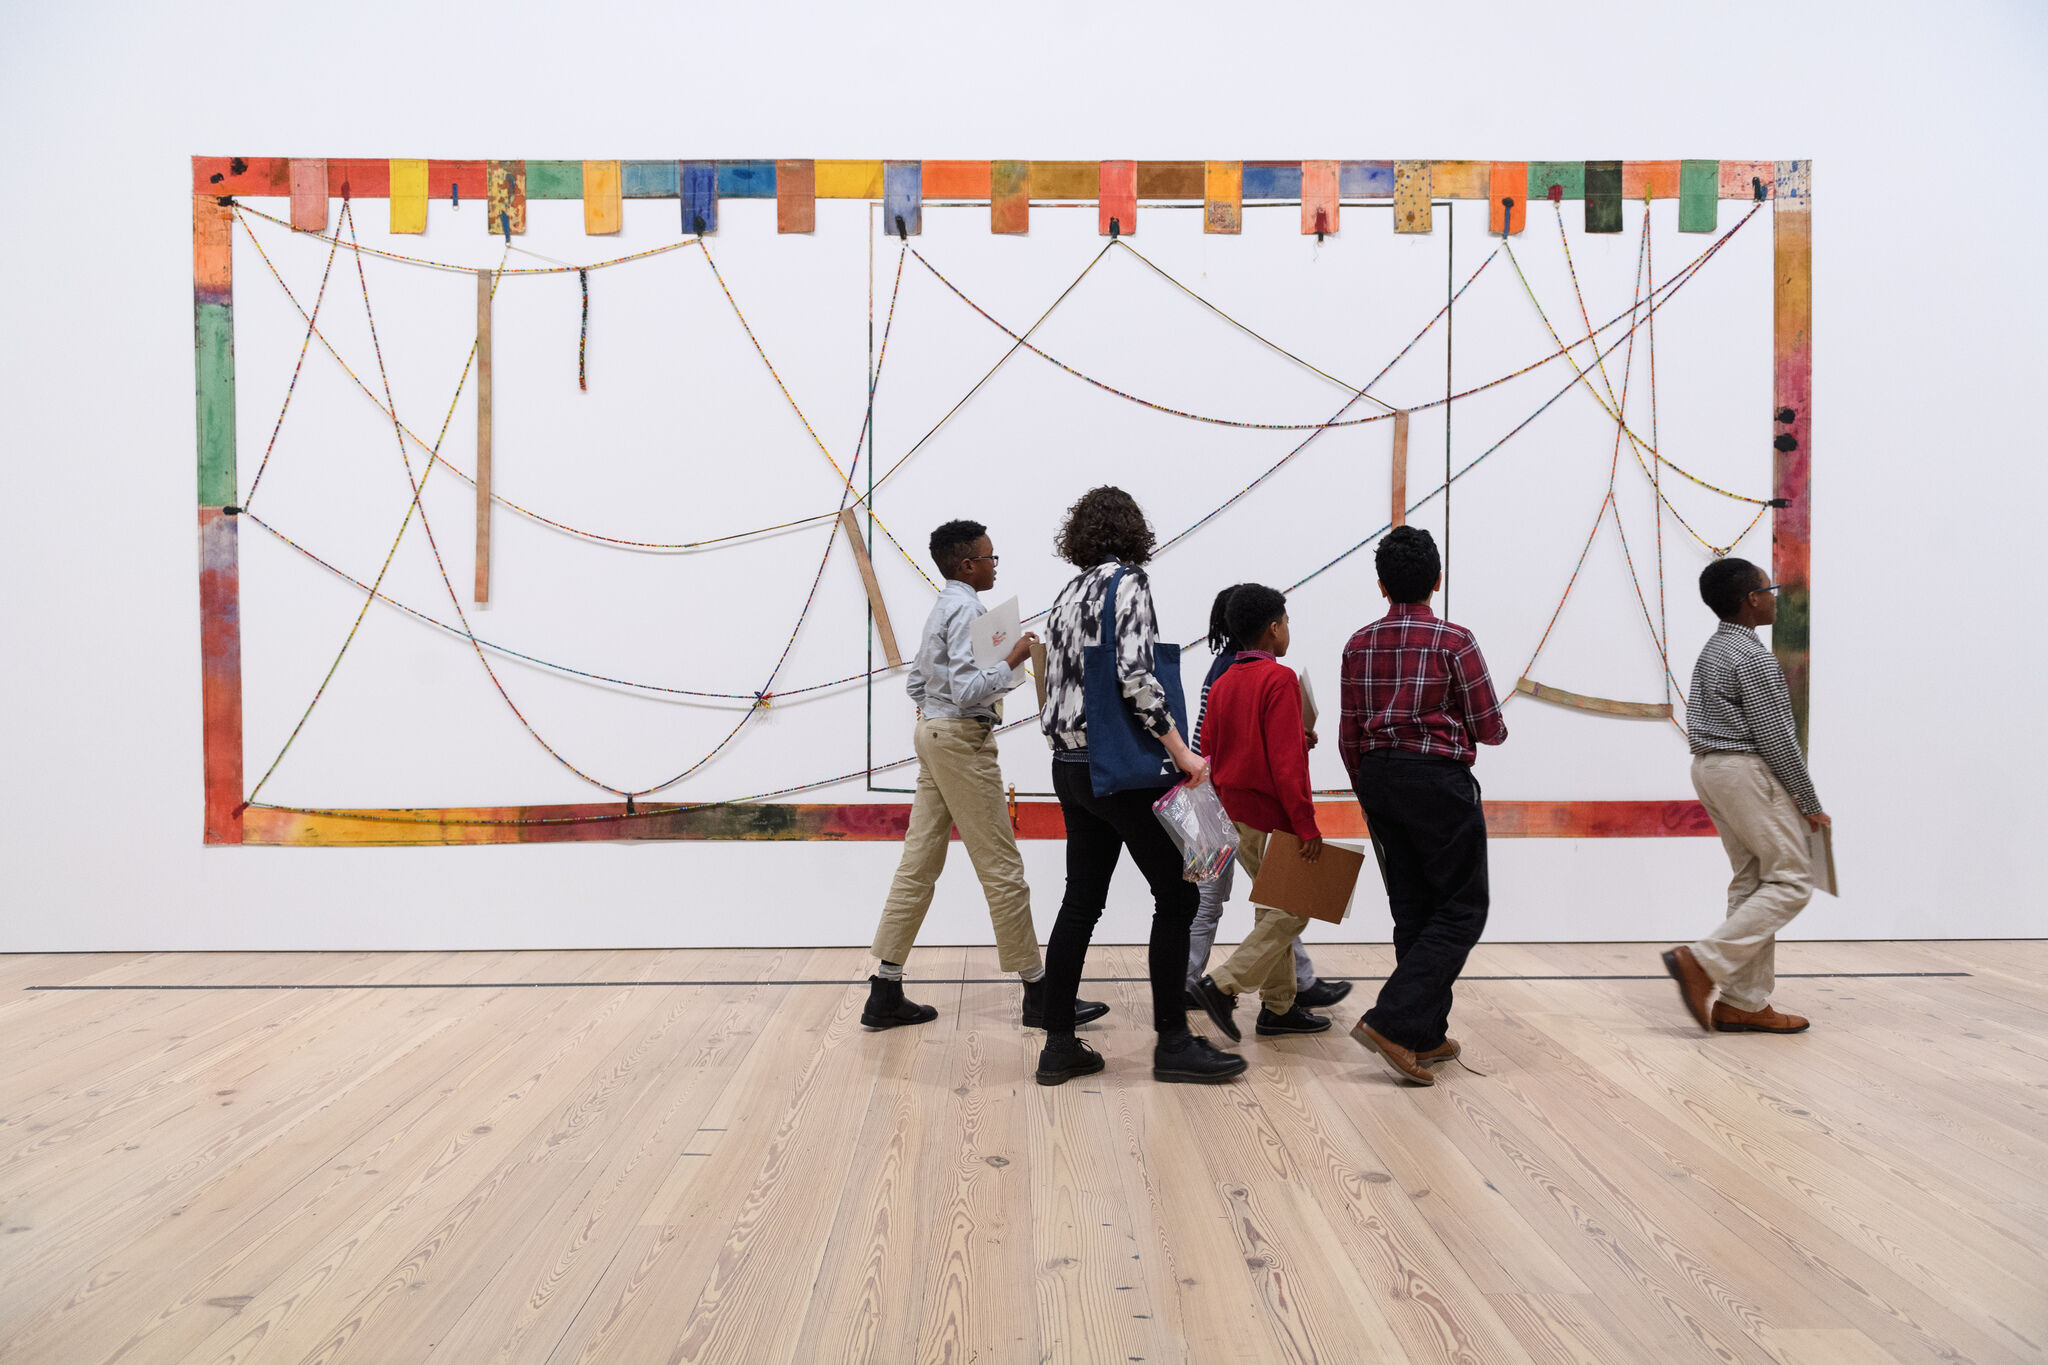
[
  {"xmin": 1042, "ymin": 758, "xmax": 1199, "ymax": 1035},
  {"xmin": 1352, "ymin": 751, "xmax": 1490, "ymax": 1052}
]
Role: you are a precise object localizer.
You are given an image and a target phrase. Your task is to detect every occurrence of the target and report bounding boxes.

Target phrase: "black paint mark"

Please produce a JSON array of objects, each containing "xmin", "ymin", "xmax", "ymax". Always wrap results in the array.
[
  {"xmin": 1774, "ymin": 434, "xmax": 1799, "ymax": 452},
  {"xmin": 1776, "ymin": 406, "xmax": 1797, "ymax": 424},
  {"xmin": 209, "ymin": 172, "xmax": 224, "ymax": 184},
  {"xmin": 228, "ymin": 157, "xmax": 247, "ymax": 177}
]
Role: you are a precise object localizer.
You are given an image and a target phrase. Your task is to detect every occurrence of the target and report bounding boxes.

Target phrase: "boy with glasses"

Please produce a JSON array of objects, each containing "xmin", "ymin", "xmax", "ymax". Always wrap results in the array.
[{"xmin": 1663, "ymin": 557, "xmax": 1831, "ymax": 1034}]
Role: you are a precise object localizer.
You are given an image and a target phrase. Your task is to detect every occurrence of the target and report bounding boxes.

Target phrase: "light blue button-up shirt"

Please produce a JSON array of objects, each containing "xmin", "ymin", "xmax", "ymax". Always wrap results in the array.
[{"xmin": 908, "ymin": 579, "xmax": 1018, "ymax": 722}]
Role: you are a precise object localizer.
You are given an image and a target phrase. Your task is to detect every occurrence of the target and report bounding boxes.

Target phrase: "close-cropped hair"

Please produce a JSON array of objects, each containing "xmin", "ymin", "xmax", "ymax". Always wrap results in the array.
[
  {"xmin": 1699, "ymin": 556, "xmax": 1764, "ymax": 622},
  {"xmin": 1206, "ymin": 584, "xmax": 1252, "ymax": 652},
  {"xmin": 1225, "ymin": 584, "xmax": 1287, "ymax": 649},
  {"xmin": 1375, "ymin": 526, "xmax": 1441, "ymax": 604},
  {"xmin": 1053, "ymin": 486, "xmax": 1157, "ymax": 568},
  {"xmin": 928, "ymin": 518, "xmax": 987, "ymax": 577}
]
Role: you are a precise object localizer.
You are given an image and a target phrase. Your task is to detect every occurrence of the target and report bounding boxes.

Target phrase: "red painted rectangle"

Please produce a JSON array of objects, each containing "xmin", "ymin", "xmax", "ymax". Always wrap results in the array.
[
  {"xmin": 290, "ymin": 158, "xmax": 328, "ymax": 231},
  {"xmin": 1099, "ymin": 160, "xmax": 1136, "ymax": 235},
  {"xmin": 428, "ymin": 159, "xmax": 490, "ymax": 200},
  {"xmin": 199, "ymin": 508, "xmax": 244, "ymax": 843},
  {"xmin": 327, "ymin": 158, "xmax": 390, "ymax": 198},
  {"xmin": 193, "ymin": 156, "xmax": 290, "ymax": 193},
  {"xmin": 776, "ymin": 158, "xmax": 815, "ymax": 233}
]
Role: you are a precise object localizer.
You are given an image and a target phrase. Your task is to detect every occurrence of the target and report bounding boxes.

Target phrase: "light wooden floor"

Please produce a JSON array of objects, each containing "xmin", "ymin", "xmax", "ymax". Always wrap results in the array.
[{"xmin": 1, "ymin": 942, "xmax": 2044, "ymax": 1365}]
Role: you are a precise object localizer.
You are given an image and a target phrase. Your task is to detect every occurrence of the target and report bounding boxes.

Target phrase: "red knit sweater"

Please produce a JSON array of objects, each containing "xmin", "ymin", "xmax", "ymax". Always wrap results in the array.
[{"xmin": 1197, "ymin": 652, "xmax": 1320, "ymax": 843}]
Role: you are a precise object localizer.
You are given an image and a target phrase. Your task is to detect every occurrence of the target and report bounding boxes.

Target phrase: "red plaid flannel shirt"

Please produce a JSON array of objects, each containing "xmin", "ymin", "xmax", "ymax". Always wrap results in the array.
[{"xmin": 1338, "ymin": 603, "xmax": 1507, "ymax": 768}]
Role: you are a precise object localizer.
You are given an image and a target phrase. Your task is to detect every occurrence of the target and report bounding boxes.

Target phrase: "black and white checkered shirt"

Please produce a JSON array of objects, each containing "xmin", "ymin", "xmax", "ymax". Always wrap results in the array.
[{"xmin": 1687, "ymin": 622, "xmax": 1821, "ymax": 814}]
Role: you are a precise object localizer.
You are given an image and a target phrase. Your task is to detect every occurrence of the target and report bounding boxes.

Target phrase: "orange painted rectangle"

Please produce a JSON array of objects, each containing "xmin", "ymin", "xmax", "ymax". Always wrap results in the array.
[
  {"xmin": 290, "ymin": 158, "xmax": 328, "ymax": 231},
  {"xmin": 776, "ymin": 159, "xmax": 815, "ymax": 233},
  {"xmin": 1622, "ymin": 160, "xmax": 1681, "ymax": 200},
  {"xmin": 1488, "ymin": 161, "xmax": 1527, "ymax": 233},
  {"xmin": 583, "ymin": 160, "xmax": 623, "ymax": 233},
  {"xmin": 193, "ymin": 194, "xmax": 233, "ymax": 304},
  {"xmin": 922, "ymin": 160, "xmax": 990, "ymax": 198},
  {"xmin": 991, "ymin": 160, "xmax": 1029, "ymax": 233},
  {"xmin": 1431, "ymin": 160, "xmax": 1490, "ymax": 198},
  {"xmin": 1204, "ymin": 161, "xmax": 1241, "ymax": 234},
  {"xmin": 1301, "ymin": 160, "xmax": 1339, "ymax": 235},
  {"xmin": 1099, "ymin": 160, "xmax": 1136, "ymax": 235},
  {"xmin": 1029, "ymin": 160, "xmax": 1098, "ymax": 198}
]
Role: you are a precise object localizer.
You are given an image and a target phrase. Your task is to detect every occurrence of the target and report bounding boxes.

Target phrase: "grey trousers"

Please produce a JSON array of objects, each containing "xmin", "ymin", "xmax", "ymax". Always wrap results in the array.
[{"xmin": 1186, "ymin": 843, "xmax": 1316, "ymax": 995}]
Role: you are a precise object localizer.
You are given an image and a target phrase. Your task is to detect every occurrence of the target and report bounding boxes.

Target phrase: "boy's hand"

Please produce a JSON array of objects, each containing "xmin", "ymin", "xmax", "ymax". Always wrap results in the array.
[
  {"xmin": 1806, "ymin": 811, "xmax": 1831, "ymax": 832},
  {"xmin": 1305, "ymin": 729, "xmax": 1320, "ymax": 750},
  {"xmin": 1299, "ymin": 836, "xmax": 1323, "ymax": 862},
  {"xmin": 1004, "ymin": 632, "xmax": 1040, "ymax": 670}
]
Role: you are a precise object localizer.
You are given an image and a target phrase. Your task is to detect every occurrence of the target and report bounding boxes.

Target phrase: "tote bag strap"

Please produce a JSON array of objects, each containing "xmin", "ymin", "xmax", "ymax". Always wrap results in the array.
[{"xmin": 1098, "ymin": 566, "xmax": 1126, "ymax": 652}]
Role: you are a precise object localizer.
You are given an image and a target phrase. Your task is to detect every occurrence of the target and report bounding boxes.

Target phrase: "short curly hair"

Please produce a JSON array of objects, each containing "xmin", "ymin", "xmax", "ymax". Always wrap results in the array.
[
  {"xmin": 1053, "ymin": 486, "xmax": 1156, "ymax": 568},
  {"xmin": 1699, "ymin": 556, "xmax": 1765, "ymax": 621},
  {"xmin": 1375, "ymin": 525, "xmax": 1440, "ymax": 603},
  {"xmin": 928, "ymin": 518, "xmax": 987, "ymax": 577},
  {"xmin": 1225, "ymin": 584, "xmax": 1287, "ymax": 648}
]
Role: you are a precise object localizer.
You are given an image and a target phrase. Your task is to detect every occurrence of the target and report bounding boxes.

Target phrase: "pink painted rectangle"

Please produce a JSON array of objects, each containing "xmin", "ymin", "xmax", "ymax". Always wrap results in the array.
[{"xmin": 290, "ymin": 158, "xmax": 328, "ymax": 231}]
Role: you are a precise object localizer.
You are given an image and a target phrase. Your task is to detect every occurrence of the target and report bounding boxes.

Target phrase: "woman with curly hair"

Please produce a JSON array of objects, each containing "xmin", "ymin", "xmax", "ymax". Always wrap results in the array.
[{"xmin": 1031, "ymin": 486, "xmax": 1248, "ymax": 1087}]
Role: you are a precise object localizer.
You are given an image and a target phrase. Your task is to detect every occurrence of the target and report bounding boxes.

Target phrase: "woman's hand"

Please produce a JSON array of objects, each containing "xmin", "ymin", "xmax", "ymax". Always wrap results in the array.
[{"xmin": 1162, "ymin": 728, "xmax": 1210, "ymax": 787}]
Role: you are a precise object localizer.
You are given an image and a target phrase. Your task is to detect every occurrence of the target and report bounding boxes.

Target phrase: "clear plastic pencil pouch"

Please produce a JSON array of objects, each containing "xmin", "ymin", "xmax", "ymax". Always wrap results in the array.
[{"xmin": 1152, "ymin": 780, "xmax": 1240, "ymax": 884}]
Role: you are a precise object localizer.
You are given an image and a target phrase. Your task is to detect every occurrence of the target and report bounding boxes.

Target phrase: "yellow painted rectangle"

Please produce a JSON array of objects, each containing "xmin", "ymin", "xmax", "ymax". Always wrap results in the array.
[
  {"xmin": 582, "ymin": 160, "xmax": 622, "ymax": 233},
  {"xmin": 1204, "ymin": 160, "xmax": 1241, "ymax": 234},
  {"xmin": 1430, "ymin": 160, "xmax": 1490, "ymax": 198},
  {"xmin": 1029, "ymin": 161, "xmax": 1099, "ymax": 198},
  {"xmin": 389, "ymin": 158, "xmax": 428, "ymax": 234},
  {"xmin": 816, "ymin": 160, "xmax": 884, "ymax": 198}
]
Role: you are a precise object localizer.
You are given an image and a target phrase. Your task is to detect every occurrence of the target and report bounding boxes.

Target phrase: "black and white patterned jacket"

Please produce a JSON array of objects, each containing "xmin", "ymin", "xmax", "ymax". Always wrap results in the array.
[{"xmin": 1038, "ymin": 561, "xmax": 1173, "ymax": 753}]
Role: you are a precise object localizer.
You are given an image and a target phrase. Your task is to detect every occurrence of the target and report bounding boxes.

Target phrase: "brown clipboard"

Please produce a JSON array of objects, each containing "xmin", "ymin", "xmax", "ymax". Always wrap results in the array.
[
  {"xmin": 1029, "ymin": 638, "xmax": 1048, "ymax": 710},
  {"xmin": 1247, "ymin": 830, "xmax": 1366, "ymax": 924}
]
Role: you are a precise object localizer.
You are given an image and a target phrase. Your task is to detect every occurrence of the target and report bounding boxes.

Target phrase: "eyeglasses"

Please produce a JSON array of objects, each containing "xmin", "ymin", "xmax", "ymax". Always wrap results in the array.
[
  {"xmin": 1751, "ymin": 583, "xmax": 1781, "ymax": 596},
  {"xmin": 962, "ymin": 554, "xmax": 1000, "ymax": 567}
]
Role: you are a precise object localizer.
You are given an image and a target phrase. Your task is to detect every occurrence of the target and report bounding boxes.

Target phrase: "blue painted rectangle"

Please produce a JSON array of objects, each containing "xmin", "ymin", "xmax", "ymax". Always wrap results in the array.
[
  {"xmin": 883, "ymin": 161, "xmax": 922, "ymax": 236},
  {"xmin": 1340, "ymin": 161, "xmax": 1395, "ymax": 197},
  {"xmin": 682, "ymin": 161, "xmax": 718, "ymax": 233},
  {"xmin": 718, "ymin": 161, "xmax": 776, "ymax": 197},
  {"xmin": 622, "ymin": 160, "xmax": 679, "ymax": 198},
  {"xmin": 1242, "ymin": 162, "xmax": 1301, "ymax": 199}
]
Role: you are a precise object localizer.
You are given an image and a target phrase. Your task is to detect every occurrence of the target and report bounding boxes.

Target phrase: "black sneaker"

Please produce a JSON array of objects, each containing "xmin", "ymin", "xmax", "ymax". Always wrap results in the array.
[
  {"xmin": 1035, "ymin": 1037, "xmax": 1107, "ymax": 1086},
  {"xmin": 1294, "ymin": 978, "xmax": 1353, "ymax": 1009},
  {"xmin": 1191, "ymin": 975, "xmax": 1241, "ymax": 1042},
  {"xmin": 1020, "ymin": 978, "xmax": 1110, "ymax": 1029},
  {"xmin": 1153, "ymin": 1031, "xmax": 1247, "ymax": 1085},
  {"xmin": 1256, "ymin": 1005, "xmax": 1332, "ymax": 1036},
  {"xmin": 860, "ymin": 975, "xmax": 938, "ymax": 1030}
]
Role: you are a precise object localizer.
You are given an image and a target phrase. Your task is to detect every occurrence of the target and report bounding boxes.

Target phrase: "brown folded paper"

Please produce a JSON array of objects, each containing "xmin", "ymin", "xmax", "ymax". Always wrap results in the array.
[{"xmin": 1247, "ymin": 831, "xmax": 1365, "ymax": 924}]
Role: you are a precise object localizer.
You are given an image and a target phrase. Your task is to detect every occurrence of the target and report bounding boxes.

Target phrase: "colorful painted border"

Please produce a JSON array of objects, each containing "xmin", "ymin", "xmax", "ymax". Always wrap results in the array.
[
  {"xmin": 194, "ymin": 156, "xmax": 1811, "ymax": 842},
  {"xmin": 241, "ymin": 799, "xmax": 1716, "ymax": 847}
]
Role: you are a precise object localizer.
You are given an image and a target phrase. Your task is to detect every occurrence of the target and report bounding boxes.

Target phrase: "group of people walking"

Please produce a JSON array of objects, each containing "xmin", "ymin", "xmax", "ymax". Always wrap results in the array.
[{"xmin": 863, "ymin": 485, "xmax": 1828, "ymax": 1087}]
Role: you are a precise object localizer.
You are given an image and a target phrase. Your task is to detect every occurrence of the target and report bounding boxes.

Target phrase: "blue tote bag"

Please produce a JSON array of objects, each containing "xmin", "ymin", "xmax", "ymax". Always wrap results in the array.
[{"xmin": 1084, "ymin": 567, "xmax": 1190, "ymax": 796}]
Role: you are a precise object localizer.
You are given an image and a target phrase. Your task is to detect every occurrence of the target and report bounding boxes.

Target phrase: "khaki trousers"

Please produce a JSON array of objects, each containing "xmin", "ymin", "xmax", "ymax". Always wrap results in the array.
[
  {"xmin": 1207, "ymin": 824, "xmax": 1309, "ymax": 1014},
  {"xmin": 1689, "ymin": 752, "xmax": 1814, "ymax": 1012},
  {"xmin": 871, "ymin": 718, "xmax": 1040, "ymax": 974}
]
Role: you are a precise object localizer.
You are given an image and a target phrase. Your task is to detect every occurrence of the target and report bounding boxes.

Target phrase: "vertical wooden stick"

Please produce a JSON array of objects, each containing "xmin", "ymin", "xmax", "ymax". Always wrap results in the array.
[
  {"xmin": 839, "ymin": 507, "xmax": 902, "ymax": 667},
  {"xmin": 474, "ymin": 269, "xmax": 493, "ymax": 603},
  {"xmin": 194, "ymin": 190, "xmax": 243, "ymax": 844},
  {"xmin": 1390, "ymin": 409, "xmax": 1410, "ymax": 527}
]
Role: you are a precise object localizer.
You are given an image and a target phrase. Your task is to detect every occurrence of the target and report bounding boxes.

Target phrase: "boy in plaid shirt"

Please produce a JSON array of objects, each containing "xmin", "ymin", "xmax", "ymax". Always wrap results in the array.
[{"xmin": 1338, "ymin": 527, "xmax": 1506, "ymax": 1086}]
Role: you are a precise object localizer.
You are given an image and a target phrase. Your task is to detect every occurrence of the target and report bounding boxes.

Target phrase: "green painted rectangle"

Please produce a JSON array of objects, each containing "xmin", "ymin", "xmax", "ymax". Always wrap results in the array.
[
  {"xmin": 1679, "ymin": 159, "xmax": 1719, "ymax": 232},
  {"xmin": 195, "ymin": 301, "xmax": 236, "ymax": 506},
  {"xmin": 1583, "ymin": 160, "xmax": 1622, "ymax": 232},
  {"xmin": 1527, "ymin": 161, "xmax": 1584, "ymax": 201},
  {"xmin": 526, "ymin": 160, "xmax": 584, "ymax": 199}
]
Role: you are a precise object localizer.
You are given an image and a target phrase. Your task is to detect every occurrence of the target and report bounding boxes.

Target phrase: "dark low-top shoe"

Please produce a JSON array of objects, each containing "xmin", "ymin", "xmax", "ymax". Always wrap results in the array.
[
  {"xmin": 1256, "ymin": 1005, "xmax": 1332, "ymax": 1036},
  {"xmin": 1294, "ymin": 978, "xmax": 1353, "ymax": 1009},
  {"xmin": 1153, "ymin": 1031, "xmax": 1247, "ymax": 1084},
  {"xmin": 1035, "ymin": 1037, "xmax": 1107, "ymax": 1086}
]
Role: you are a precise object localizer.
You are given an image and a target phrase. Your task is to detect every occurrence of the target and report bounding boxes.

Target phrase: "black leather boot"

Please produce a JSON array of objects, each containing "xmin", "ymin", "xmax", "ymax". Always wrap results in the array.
[{"xmin": 861, "ymin": 975, "xmax": 938, "ymax": 1029}]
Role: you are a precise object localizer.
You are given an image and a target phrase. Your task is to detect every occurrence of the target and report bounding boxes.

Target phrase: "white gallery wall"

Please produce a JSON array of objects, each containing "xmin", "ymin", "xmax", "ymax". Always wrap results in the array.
[{"xmin": 1, "ymin": 1, "xmax": 2043, "ymax": 950}]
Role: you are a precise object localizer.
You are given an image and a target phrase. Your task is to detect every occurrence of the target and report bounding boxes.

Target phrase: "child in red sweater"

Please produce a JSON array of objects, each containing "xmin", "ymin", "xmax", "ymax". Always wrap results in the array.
[{"xmin": 1188, "ymin": 585, "xmax": 1333, "ymax": 1041}]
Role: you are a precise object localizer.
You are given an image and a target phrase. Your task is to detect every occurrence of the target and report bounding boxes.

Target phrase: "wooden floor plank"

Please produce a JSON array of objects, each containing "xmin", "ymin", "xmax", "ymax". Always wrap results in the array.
[{"xmin": 0, "ymin": 945, "xmax": 2042, "ymax": 1365}]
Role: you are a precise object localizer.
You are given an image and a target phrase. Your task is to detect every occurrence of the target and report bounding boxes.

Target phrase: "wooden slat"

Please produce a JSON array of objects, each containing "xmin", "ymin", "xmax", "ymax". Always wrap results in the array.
[
  {"xmin": 1389, "ymin": 409, "xmax": 1409, "ymax": 526},
  {"xmin": 1515, "ymin": 676, "xmax": 1673, "ymax": 719},
  {"xmin": 1773, "ymin": 160, "xmax": 1813, "ymax": 743},
  {"xmin": 474, "ymin": 270, "xmax": 492, "ymax": 603},
  {"xmin": 388, "ymin": 158, "xmax": 428, "ymax": 234},
  {"xmin": 1489, "ymin": 161, "xmax": 1527, "ymax": 235},
  {"xmin": 839, "ymin": 507, "xmax": 901, "ymax": 668}
]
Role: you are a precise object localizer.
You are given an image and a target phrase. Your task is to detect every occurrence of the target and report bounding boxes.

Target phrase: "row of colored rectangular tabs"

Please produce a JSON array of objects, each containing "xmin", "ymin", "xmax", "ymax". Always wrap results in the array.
[{"xmin": 193, "ymin": 157, "xmax": 1808, "ymax": 239}]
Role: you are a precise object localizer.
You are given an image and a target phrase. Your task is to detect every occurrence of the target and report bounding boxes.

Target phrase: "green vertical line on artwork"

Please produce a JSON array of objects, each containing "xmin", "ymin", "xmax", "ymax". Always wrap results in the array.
[{"xmin": 196, "ymin": 302, "xmax": 237, "ymax": 505}]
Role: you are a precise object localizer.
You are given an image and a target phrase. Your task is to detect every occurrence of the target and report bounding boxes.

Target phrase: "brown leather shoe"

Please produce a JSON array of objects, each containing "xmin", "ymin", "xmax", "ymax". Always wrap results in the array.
[
  {"xmin": 1349, "ymin": 1018, "xmax": 1435, "ymax": 1086},
  {"xmin": 1661, "ymin": 946, "xmax": 1715, "ymax": 1033},
  {"xmin": 1416, "ymin": 1036, "xmax": 1461, "ymax": 1064},
  {"xmin": 1712, "ymin": 1002, "xmax": 1810, "ymax": 1033}
]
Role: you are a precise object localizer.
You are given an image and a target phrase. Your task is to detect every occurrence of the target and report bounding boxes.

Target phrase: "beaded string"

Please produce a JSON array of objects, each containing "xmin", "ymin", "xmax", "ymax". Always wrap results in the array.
[
  {"xmin": 243, "ymin": 216, "xmax": 343, "ymax": 507},
  {"xmin": 695, "ymin": 241, "xmax": 937, "ymax": 590},
  {"xmin": 578, "ymin": 269, "xmax": 589, "ymax": 391},
  {"xmin": 245, "ymin": 200, "xmax": 506, "ymax": 804},
  {"xmin": 233, "ymin": 200, "xmax": 702, "ymax": 276},
  {"xmin": 1278, "ymin": 207, "xmax": 1753, "ymax": 598},
  {"xmin": 1647, "ymin": 215, "xmax": 1670, "ymax": 707}
]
